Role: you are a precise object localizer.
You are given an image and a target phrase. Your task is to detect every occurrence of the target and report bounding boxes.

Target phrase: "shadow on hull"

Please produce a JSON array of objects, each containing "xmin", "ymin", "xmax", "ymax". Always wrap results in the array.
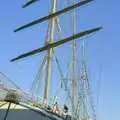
[{"xmin": 0, "ymin": 109, "xmax": 63, "ymax": 120}]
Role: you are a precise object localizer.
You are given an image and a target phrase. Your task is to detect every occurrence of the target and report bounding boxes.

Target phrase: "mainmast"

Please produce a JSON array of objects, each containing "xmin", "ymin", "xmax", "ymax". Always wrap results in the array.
[{"xmin": 44, "ymin": 0, "xmax": 57, "ymax": 104}]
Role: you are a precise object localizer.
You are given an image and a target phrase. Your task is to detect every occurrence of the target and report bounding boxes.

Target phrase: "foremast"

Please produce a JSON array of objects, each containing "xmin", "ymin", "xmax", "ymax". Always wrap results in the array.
[{"xmin": 44, "ymin": 0, "xmax": 57, "ymax": 104}]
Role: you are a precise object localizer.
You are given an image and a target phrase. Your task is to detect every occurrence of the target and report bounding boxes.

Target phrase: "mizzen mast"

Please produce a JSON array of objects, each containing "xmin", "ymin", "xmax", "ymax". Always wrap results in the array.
[{"xmin": 72, "ymin": 0, "xmax": 77, "ymax": 117}]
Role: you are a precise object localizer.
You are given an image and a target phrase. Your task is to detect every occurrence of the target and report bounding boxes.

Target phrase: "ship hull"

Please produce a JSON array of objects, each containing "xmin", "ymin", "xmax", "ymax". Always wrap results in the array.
[
  {"xmin": 0, "ymin": 109, "xmax": 51, "ymax": 120},
  {"xmin": 0, "ymin": 109, "xmax": 64, "ymax": 120},
  {"xmin": 0, "ymin": 102, "xmax": 63, "ymax": 120}
]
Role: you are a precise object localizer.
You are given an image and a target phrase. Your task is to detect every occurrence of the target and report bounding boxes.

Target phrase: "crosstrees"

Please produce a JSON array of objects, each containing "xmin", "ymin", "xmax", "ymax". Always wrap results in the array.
[
  {"xmin": 11, "ymin": 27, "xmax": 102, "ymax": 62},
  {"xmin": 14, "ymin": 0, "xmax": 94, "ymax": 32}
]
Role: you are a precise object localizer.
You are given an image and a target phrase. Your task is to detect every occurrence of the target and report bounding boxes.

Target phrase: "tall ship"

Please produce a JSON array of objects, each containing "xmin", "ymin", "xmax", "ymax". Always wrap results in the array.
[{"xmin": 0, "ymin": 0, "xmax": 102, "ymax": 120}]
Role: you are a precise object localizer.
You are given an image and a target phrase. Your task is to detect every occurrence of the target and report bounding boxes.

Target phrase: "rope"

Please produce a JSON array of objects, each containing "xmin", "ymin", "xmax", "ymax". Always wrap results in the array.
[
  {"xmin": 96, "ymin": 62, "xmax": 102, "ymax": 117},
  {"xmin": 52, "ymin": 50, "xmax": 73, "ymax": 105},
  {"xmin": 0, "ymin": 102, "xmax": 7, "ymax": 108},
  {"xmin": 0, "ymin": 72, "xmax": 22, "ymax": 91},
  {"xmin": 30, "ymin": 55, "xmax": 47, "ymax": 95}
]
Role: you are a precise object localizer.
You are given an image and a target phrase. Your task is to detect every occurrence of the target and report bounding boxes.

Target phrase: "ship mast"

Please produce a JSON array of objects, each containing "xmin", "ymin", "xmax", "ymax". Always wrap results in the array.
[
  {"xmin": 10, "ymin": 1, "xmax": 102, "ymax": 115},
  {"xmin": 44, "ymin": 0, "xmax": 57, "ymax": 104},
  {"xmin": 72, "ymin": 0, "xmax": 77, "ymax": 117}
]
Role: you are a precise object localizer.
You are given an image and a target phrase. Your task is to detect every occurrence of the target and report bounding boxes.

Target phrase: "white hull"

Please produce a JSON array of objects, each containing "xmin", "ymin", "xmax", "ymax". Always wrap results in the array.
[
  {"xmin": 0, "ymin": 109, "xmax": 63, "ymax": 120},
  {"xmin": 0, "ymin": 102, "xmax": 64, "ymax": 120}
]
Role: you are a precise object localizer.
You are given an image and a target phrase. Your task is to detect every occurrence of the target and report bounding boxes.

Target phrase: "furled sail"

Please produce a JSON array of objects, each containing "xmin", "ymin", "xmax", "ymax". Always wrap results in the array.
[{"xmin": 11, "ymin": 27, "xmax": 102, "ymax": 62}]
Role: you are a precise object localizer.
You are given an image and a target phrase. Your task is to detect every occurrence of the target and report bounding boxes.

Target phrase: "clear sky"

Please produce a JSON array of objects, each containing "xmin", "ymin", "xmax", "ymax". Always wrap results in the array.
[{"xmin": 0, "ymin": 0, "xmax": 120, "ymax": 120}]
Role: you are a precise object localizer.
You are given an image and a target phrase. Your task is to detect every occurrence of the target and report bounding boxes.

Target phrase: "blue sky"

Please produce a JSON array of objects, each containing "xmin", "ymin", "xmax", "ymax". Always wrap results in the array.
[{"xmin": 0, "ymin": 0, "xmax": 120, "ymax": 120}]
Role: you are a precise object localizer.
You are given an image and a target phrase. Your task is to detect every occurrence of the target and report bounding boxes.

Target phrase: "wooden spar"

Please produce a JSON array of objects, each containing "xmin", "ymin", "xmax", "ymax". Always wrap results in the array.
[
  {"xmin": 10, "ymin": 27, "xmax": 102, "ymax": 62},
  {"xmin": 72, "ymin": 1, "xmax": 77, "ymax": 116},
  {"xmin": 22, "ymin": 0, "xmax": 39, "ymax": 8},
  {"xmin": 43, "ymin": 0, "xmax": 56, "ymax": 104},
  {"xmin": 14, "ymin": 0, "xmax": 94, "ymax": 32}
]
